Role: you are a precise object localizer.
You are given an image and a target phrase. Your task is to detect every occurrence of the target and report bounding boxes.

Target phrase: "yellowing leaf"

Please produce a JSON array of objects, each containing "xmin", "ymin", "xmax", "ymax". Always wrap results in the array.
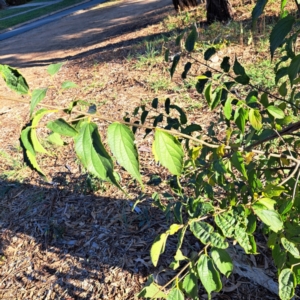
[
  {"xmin": 150, "ymin": 233, "xmax": 169, "ymax": 267},
  {"xmin": 216, "ymin": 144, "xmax": 225, "ymax": 157}
]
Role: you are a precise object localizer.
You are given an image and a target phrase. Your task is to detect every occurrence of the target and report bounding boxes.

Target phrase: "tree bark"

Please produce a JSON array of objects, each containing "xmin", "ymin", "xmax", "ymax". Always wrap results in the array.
[
  {"xmin": 206, "ymin": 0, "xmax": 233, "ymax": 24},
  {"xmin": 172, "ymin": 0, "xmax": 201, "ymax": 12}
]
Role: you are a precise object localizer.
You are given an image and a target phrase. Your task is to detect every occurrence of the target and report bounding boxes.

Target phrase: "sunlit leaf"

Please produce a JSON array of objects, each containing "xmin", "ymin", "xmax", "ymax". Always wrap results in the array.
[
  {"xmin": 279, "ymin": 269, "xmax": 296, "ymax": 300},
  {"xmin": 47, "ymin": 63, "xmax": 63, "ymax": 76},
  {"xmin": 30, "ymin": 88, "xmax": 47, "ymax": 115},
  {"xmin": 47, "ymin": 118, "xmax": 78, "ymax": 137},
  {"xmin": 281, "ymin": 238, "xmax": 300, "ymax": 258},
  {"xmin": 150, "ymin": 232, "xmax": 169, "ymax": 267},
  {"xmin": 267, "ymin": 105, "xmax": 285, "ymax": 119},
  {"xmin": 249, "ymin": 109, "xmax": 262, "ymax": 130},
  {"xmin": 211, "ymin": 248, "xmax": 233, "ymax": 278}
]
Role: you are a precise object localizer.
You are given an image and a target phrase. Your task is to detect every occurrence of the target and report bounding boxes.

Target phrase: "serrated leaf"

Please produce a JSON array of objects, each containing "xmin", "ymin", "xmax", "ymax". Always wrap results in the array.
[
  {"xmin": 197, "ymin": 255, "xmax": 222, "ymax": 299},
  {"xmin": 47, "ymin": 62, "xmax": 63, "ymax": 76},
  {"xmin": 170, "ymin": 54, "xmax": 180, "ymax": 79},
  {"xmin": 221, "ymin": 56, "xmax": 230, "ymax": 72},
  {"xmin": 150, "ymin": 232, "xmax": 169, "ymax": 267},
  {"xmin": 185, "ymin": 24, "xmax": 197, "ymax": 52},
  {"xmin": 61, "ymin": 81, "xmax": 77, "ymax": 89},
  {"xmin": 74, "ymin": 122, "xmax": 119, "ymax": 187},
  {"xmin": 182, "ymin": 271, "xmax": 198, "ymax": 298},
  {"xmin": 281, "ymin": 238, "xmax": 300, "ymax": 258},
  {"xmin": 211, "ymin": 248, "xmax": 233, "ymax": 278},
  {"xmin": 252, "ymin": 204, "xmax": 283, "ymax": 232},
  {"xmin": 210, "ymin": 232, "xmax": 228, "ymax": 249},
  {"xmin": 153, "ymin": 130, "xmax": 183, "ymax": 175},
  {"xmin": 235, "ymin": 226, "xmax": 255, "ymax": 254},
  {"xmin": 47, "ymin": 132, "xmax": 64, "ymax": 146},
  {"xmin": 47, "ymin": 118, "xmax": 78, "ymax": 137},
  {"xmin": 0, "ymin": 64, "xmax": 29, "ymax": 94},
  {"xmin": 249, "ymin": 109, "xmax": 262, "ymax": 130},
  {"xmin": 270, "ymin": 15, "xmax": 295, "ymax": 59},
  {"xmin": 190, "ymin": 221, "xmax": 213, "ymax": 244},
  {"xmin": 107, "ymin": 122, "xmax": 143, "ymax": 187},
  {"xmin": 215, "ymin": 212, "xmax": 235, "ymax": 237},
  {"xmin": 204, "ymin": 47, "xmax": 216, "ymax": 61},
  {"xmin": 26, "ymin": 150, "xmax": 46, "ymax": 178},
  {"xmin": 30, "ymin": 88, "xmax": 47, "ymax": 115},
  {"xmin": 288, "ymin": 54, "xmax": 300, "ymax": 86},
  {"xmin": 166, "ymin": 288, "xmax": 184, "ymax": 300},
  {"xmin": 279, "ymin": 269, "xmax": 296, "ymax": 300},
  {"xmin": 267, "ymin": 105, "xmax": 285, "ymax": 119},
  {"xmin": 231, "ymin": 151, "xmax": 248, "ymax": 179}
]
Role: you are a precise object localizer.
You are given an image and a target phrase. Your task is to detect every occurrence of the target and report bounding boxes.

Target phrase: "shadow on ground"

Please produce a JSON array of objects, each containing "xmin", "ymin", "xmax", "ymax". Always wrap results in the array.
[{"xmin": 0, "ymin": 176, "xmax": 178, "ymax": 299}]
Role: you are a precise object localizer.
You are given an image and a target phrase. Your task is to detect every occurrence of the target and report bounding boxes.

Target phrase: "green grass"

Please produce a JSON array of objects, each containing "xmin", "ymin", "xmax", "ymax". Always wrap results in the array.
[
  {"xmin": 0, "ymin": 0, "xmax": 87, "ymax": 30},
  {"xmin": 0, "ymin": 6, "xmax": 32, "ymax": 19}
]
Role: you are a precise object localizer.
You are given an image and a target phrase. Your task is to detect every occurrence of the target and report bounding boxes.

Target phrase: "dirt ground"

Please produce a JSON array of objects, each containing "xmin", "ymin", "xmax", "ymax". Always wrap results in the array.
[{"xmin": 0, "ymin": 0, "xmax": 284, "ymax": 299}]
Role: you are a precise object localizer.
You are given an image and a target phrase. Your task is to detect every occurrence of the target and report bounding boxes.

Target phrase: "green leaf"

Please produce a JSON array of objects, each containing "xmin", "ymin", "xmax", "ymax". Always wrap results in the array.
[
  {"xmin": 210, "ymin": 88, "xmax": 222, "ymax": 110},
  {"xmin": 166, "ymin": 288, "xmax": 184, "ymax": 300},
  {"xmin": 211, "ymin": 248, "xmax": 233, "ymax": 278},
  {"xmin": 20, "ymin": 127, "xmax": 46, "ymax": 177},
  {"xmin": 204, "ymin": 47, "xmax": 216, "ymax": 61},
  {"xmin": 61, "ymin": 81, "xmax": 77, "ymax": 89},
  {"xmin": 288, "ymin": 54, "xmax": 300, "ymax": 86},
  {"xmin": 107, "ymin": 123, "xmax": 143, "ymax": 187},
  {"xmin": 249, "ymin": 109, "xmax": 262, "ymax": 130},
  {"xmin": 234, "ymin": 107, "xmax": 247, "ymax": 133},
  {"xmin": 197, "ymin": 255, "xmax": 222, "ymax": 299},
  {"xmin": 150, "ymin": 232, "xmax": 169, "ymax": 267},
  {"xmin": 0, "ymin": 64, "xmax": 29, "ymax": 94},
  {"xmin": 204, "ymin": 83, "xmax": 212, "ymax": 106},
  {"xmin": 275, "ymin": 67, "xmax": 288, "ymax": 84},
  {"xmin": 47, "ymin": 118, "xmax": 78, "ymax": 137},
  {"xmin": 31, "ymin": 109, "xmax": 53, "ymax": 154},
  {"xmin": 252, "ymin": 0, "xmax": 268, "ymax": 26},
  {"xmin": 47, "ymin": 63, "xmax": 63, "ymax": 76},
  {"xmin": 182, "ymin": 270, "xmax": 198, "ymax": 298},
  {"xmin": 246, "ymin": 214, "xmax": 256, "ymax": 234},
  {"xmin": 267, "ymin": 105, "xmax": 285, "ymax": 119},
  {"xmin": 220, "ymin": 56, "xmax": 230, "ymax": 72},
  {"xmin": 279, "ymin": 81, "xmax": 288, "ymax": 96},
  {"xmin": 256, "ymin": 198, "xmax": 276, "ymax": 210},
  {"xmin": 270, "ymin": 15, "xmax": 295, "ymax": 59},
  {"xmin": 47, "ymin": 132, "xmax": 64, "ymax": 146},
  {"xmin": 252, "ymin": 203, "xmax": 283, "ymax": 232},
  {"xmin": 231, "ymin": 151, "xmax": 248, "ymax": 179},
  {"xmin": 279, "ymin": 269, "xmax": 296, "ymax": 300},
  {"xmin": 170, "ymin": 54, "xmax": 180, "ymax": 79},
  {"xmin": 281, "ymin": 238, "xmax": 300, "ymax": 258},
  {"xmin": 272, "ymin": 244, "xmax": 287, "ymax": 269},
  {"xmin": 153, "ymin": 129, "xmax": 183, "ymax": 175},
  {"xmin": 74, "ymin": 122, "xmax": 119, "ymax": 186},
  {"xmin": 30, "ymin": 88, "xmax": 47, "ymax": 116},
  {"xmin": 223, "ymin": 97, "xmax": 232, "ymax": 120},
  {"xmin": 185, "ymin": 24, "xmax": 197, "ymax": 52},
  {"xmin": 215, "ymin": 212, "xmax": 235, "ymax": 237},
  {"xmin": 235, "ymin": 74, "xmax": 250, "ymax": 85},
  {"xmin": 190, "ymin": 221, "xmax": 228, "ymax": 248},
  {"xmin": 137, "ymin": 275, "xmax": 167, "ymax": 298},
  {"xmin": 262, "ymin": 184, "xmax": 285, "ymax": 197},
  {"xmin": 235, "ymin": 226, "xmax": 255, "ymax": 254}
]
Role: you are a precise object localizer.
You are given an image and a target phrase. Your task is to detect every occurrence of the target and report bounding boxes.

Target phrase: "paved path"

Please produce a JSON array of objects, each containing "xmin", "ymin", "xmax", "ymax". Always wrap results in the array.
[
  {"xmin": 0, "ymin": 0, "xmax": 172, "ymax": 67},
  {"xmin": 0, "ymin": 0, "xmax": 107, "ymax": 41}
]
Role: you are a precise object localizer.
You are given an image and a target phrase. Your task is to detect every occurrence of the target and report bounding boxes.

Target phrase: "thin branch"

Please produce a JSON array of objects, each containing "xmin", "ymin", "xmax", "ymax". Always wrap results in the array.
[
  {"xmin": 279, "ymin": 163, "xmax": 300, "ymax": 186},
  {"xmin": 292, "ymin": 166, "xmax": 300, "ymax": 200}
]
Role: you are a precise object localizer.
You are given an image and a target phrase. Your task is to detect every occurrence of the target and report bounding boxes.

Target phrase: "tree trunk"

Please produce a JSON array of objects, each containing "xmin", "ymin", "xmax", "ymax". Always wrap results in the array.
[
  {"xmin": 0, "ymin": 0, "xmax": 7, "ymax": 10},
  {"xmin": 206, "ymin": 0, "xmax": 233, "ymax": 24},
  {"xmin": 172, "ymin": 0, "xmax": 201, "ymax": 12}
]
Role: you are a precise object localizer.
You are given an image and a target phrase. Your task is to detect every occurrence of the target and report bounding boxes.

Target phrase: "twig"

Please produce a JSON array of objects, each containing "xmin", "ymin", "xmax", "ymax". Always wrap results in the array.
[
  {"xmin": 292, "ymin": 166, "xmax": 300, "ymax": 201},
  {"xmin": 279, "ymin": 163, "xmax": 300, "ymax": 186}
]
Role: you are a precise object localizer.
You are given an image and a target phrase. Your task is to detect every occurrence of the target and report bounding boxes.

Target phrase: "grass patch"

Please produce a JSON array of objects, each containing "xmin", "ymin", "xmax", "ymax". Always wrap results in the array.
[
  {"xmin": 0, "ymin": 0, "xmax": 87, "ymax": 30},
  {"xmin": 0, "ymin": 6, "xmax": 32, "ymax": 19}
]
